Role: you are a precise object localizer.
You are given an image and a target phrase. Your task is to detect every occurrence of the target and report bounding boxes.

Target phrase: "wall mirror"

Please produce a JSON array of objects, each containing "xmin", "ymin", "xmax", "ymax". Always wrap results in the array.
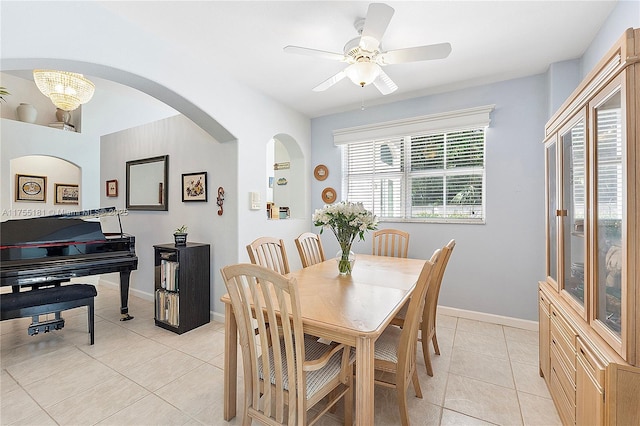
[{"xmin": 126, "ymin": 155, "xmax": 169, "ymax": 211}]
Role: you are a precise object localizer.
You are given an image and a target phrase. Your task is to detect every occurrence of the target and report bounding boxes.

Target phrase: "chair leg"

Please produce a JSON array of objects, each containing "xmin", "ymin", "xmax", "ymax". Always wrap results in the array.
[
  {"xmin": 398, "ymin": 384, "xmax": 411, "ymax": 426},
  {"xmin": 411, "ymin": 369, "xmax": 422, "ymax": 399},
  {"xmin": 422, "ymin": 337, "xmax": 434, "ymax": 377},
  {"xmin": 432, "ymin": 333, "xmax": 440, "ymax": 355}
]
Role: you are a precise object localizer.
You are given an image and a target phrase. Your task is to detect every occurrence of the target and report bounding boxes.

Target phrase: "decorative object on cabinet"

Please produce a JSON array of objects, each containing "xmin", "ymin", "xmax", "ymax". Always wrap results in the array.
[
  {"xmin": 15, "ymin": 174, "xmax": 46, "ymax": 202},
  {"xmin": 54, "ymin": 183, "xmax": 79, "ymax": 205},
  {"xmin": 33, "ymin": 69, "xmax": 95, "ymax": 111},
  {"xmin": 321, "ymin": 187, "xmax": 336, "ymax": 204},
  {"xmin": 153, "ymin": 243, "xmax": 210, "ymax": 334},
  {"xmin": 216, "ymin": 186, "xmax": 224, "ymax": 216},
  {"xmin": 173, "ymin": 225, "xmax": 188, "ymax": 247},
  {"xmin": 16, "ymin": 103, "xmax": 37, "ymax": 123},
  {"xmin": 106, "ymin": 179, "xmax": 118, "ymax": 197},
  {"xmin": 126, "ymin": 155, "xmax": 168, "ymax": 211},
  {"xmin": 181, "ymin": 171, "xmax": 207, "ymax": 202},
  {"xmin": 314, "ymin": 164, "xmax": 329, "ymax": 181},
  {"xmin": 539, "ymin": 28, "xmax": 640, "ymax": 426}
]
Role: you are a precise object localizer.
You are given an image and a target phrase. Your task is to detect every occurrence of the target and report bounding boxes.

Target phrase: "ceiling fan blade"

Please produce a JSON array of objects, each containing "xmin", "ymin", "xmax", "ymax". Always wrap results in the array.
[
  {"xmin": 379, "ymin": 42, "xmax": 452, "ymax": 64},
  {"xmin": 312, "ymin": 70, "xmax": 347, "ymax": 92},
  {"xmin": 283, "ymin": 45, "xmax": 347, "ymax": 62},
  {"xmin": 360, "ymin": 3, "xmax": 394, "ymax": 51},
  {"xmin": 373, "ymin": 69, "xmax": 398, "ymax": 95}
]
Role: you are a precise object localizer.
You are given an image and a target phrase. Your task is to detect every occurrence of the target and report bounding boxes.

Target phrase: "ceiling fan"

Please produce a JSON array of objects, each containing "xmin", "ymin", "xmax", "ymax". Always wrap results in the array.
[{"xmin": 284, "ymin": 3, "xmax": 451, "ymax": 95}]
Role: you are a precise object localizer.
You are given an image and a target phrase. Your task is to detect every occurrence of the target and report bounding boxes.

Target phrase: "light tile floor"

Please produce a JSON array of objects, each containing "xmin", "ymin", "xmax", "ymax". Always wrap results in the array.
[{"xmin": 1, "ymin": 284, "xmax": 561, "ymax": 425}]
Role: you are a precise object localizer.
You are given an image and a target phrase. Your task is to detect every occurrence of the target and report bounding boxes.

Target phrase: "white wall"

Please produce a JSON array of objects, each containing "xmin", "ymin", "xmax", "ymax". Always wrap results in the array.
[{"xmin": 100, "ymin": 114, "xmax": 237, "ymax": 314}]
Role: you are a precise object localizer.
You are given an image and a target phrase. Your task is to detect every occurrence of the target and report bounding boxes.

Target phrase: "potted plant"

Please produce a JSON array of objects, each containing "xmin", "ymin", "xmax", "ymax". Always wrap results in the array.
[
  {"xmin": 174, "ymin": 225, "xmax": 188, "ymax": 246},
  {"xmin": 0, "ymin": 87, "xmax": 10, "ymax": 103}
]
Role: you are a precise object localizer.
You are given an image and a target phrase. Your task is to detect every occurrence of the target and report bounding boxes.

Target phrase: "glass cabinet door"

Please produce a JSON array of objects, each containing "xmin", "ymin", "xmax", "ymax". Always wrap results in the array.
[
  {"xmin": 560, "ymin": 118, "xmax": 586, "ymax": 310},
  {"xmin": 593, "ymin": 88, "xmax": 623, "ymax": 339},
  {"xmin": 546, "ymin": 140, "xmax": 558, "ymax": 287}
]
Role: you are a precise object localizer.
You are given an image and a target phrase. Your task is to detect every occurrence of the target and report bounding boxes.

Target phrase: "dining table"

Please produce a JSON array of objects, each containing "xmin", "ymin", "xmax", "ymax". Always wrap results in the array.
[{"xmin": 221, "ymin": 253, "xmax": 427, "ymax": 425}]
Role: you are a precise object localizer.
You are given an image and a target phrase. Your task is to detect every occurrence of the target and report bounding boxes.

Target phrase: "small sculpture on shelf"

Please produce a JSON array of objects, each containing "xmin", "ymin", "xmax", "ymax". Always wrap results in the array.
[{"xmin": 174, "ymin": 225, "xmax": 188, "ymax": 246}]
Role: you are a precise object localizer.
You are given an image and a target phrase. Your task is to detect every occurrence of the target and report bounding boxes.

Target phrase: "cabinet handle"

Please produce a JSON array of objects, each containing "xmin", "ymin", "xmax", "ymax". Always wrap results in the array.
[
  {"xmin": 556, "ymin": 209, "xmax": 568, "ymax": 217},
  {"xmin": 552, "ymin": 338, "xmax": 557, "ymax": 346}
]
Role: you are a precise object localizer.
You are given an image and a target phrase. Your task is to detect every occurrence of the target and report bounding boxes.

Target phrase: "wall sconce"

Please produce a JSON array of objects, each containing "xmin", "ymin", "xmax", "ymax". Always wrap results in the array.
[{"xmin": 33, "ymin": 69, "xmax": 95, "ymax": 111}]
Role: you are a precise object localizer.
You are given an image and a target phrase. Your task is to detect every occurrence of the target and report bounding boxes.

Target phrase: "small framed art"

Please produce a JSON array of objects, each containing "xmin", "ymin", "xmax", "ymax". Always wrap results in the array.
[
  {"xmin": 106, "ymin": 179, "xmax": 118, "ymax": 197},
  {"xmin": 54, "ymin": 183, "xmax": 79, "ymax": 205},
  {"xmin": 15, "ymin": 174, "xmax": 47, "ymax": 202},
  {"xmin": 182, "ymin": 172, "xmax": 208, "ymax": 202}
]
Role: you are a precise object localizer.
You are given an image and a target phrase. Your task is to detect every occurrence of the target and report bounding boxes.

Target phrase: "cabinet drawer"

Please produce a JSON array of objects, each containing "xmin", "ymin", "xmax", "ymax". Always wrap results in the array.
[
  {"xmin": 550, "ymin": 362, "xmax": 576, "ymax": 425},
  {"xmin": 576, "ymin": 339, "xmax": 605, "ymax": 389},
  {"xmin": 550, "ymin": 305, "xmax": 577, "ymax": 345},
  {"xmin": 551, "ymin": 345, "xmax": 576, "ymax": 404},
  {"xmin": 551, "ymin": 324, "xmax": 576, "ymax": 373},
  {"xmin": 539, "ymin": 291, "xmax": 550, "ymax": 315}
]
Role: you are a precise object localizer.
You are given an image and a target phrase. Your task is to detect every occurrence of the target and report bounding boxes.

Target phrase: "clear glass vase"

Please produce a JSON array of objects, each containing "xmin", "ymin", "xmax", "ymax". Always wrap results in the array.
[{"xmin": 336, "ymin": 248, "xmax": 356, "ymax": 275}]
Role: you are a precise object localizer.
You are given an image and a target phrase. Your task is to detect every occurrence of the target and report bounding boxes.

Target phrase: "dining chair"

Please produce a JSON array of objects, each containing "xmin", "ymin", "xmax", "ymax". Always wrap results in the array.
[
  {"xmin": 372, "ymin": 228, "xmax": 410, "ymax": 258},
  {"xmin": 390, "ymin": 239, "xmax": 456, "ymax": 376},
  {"xmin": 294, "ymin": 232, "xmax": 326, "ymax": 268},
  {"xmin": 247, "ymin": 236, "xmax": 290, "ymax": 275},
  {"xmin": 373, "ymin": 249, "xmax": 440, "ymax": 426},
  {"xmin": 220, "ymin": 263, "xmax": 354, "ymax": 426}
]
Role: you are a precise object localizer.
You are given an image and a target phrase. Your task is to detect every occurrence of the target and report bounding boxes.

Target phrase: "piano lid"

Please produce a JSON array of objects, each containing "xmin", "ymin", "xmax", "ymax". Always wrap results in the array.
[{"xmin": 1, "ymin": 207, "xmax": 123, "ymax": 247}]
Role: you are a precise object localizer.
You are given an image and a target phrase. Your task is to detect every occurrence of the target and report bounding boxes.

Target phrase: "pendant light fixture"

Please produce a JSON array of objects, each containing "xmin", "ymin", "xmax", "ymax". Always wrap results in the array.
[{"xmin": 33, "ymin": 69, "xmax": 95, "ymax": 111}]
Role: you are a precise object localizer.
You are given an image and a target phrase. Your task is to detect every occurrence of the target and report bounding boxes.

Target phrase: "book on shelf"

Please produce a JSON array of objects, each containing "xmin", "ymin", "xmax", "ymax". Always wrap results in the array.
[
  {"xmin": 160, "ymin": 259, "xmax": 179, "ymax": 291},
  {"xmin": 48, "ymin": 121, "xmax": 76, "ymax": 132},
  {"xmin": 155, "ymin": 289, "xmax": 179, "ymax": 326}
]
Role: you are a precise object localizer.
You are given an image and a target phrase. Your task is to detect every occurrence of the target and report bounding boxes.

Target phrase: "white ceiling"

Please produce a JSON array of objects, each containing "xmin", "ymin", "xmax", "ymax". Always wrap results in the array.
[{"xmin": 91, "ymin": 1, "xmax": 617, "ymax": 117}]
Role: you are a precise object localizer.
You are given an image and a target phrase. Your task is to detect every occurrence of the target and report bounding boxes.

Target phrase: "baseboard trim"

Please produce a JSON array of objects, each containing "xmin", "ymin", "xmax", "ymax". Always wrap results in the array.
[{"xmin": 438, "ymin": 306, "xmax": 538, "ymax": 331}]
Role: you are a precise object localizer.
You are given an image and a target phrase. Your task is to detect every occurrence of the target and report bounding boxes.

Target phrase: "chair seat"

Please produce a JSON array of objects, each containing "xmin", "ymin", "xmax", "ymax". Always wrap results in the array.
[
  {"xmin": 374, "ymin": 325, "xmax": 403, "ymax": 363},
  {"xmin": 259, "ymin": 335, "xmax": 355, "ymax": 399}
]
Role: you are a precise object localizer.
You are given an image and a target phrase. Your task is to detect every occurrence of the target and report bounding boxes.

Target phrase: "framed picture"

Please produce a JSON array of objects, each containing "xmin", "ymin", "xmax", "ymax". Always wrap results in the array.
[
  {"xmin": 106, "ymin": 179, "xmax": 118, "ymax": 197},
  {"xmin": 54, "ymin": 183, "xmax": 79, "ymax": 205},
  {"xmin": 15, "ymin": 174, "xmax": 46, "ymax": 202},
  {"xmin": 182, "ymin": 172, "xmax": 207, "ymax": 202}
]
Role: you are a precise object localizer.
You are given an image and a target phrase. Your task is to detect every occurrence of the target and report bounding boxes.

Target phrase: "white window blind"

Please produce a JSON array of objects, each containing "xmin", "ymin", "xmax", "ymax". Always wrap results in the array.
[{"xmin": 343, "ymin": 128, "xmax": 486, "ymax": 223}]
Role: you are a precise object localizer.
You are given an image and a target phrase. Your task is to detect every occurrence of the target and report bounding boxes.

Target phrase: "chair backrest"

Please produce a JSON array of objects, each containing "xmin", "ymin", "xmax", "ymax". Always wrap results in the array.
[
  {"xmin": 294, "ymin": 232, "xmax": 326, "ymax": 268},
  {"xmin": 372, "ymin": 229, "xmax": 410, "ymax": 258},
  {"xmin": 423, "ymin": 239, "xmax": 456, "ymax": 329},
  {"xmin": 247, "ymin": 237, "xmax": 290, "ymax": 275},
  {"xmin": 397, "ymin": 249, "xmax": 440, "ymax": 378},
  {"xmin": 221, "ymin": 263, "xmax": 305, "ymax": 425}
]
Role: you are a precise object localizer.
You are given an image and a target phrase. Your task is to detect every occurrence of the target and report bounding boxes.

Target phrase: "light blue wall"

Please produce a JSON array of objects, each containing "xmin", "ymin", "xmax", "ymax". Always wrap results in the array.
[{"xmin": 311, "ymin": 74, "xmax": 547, "ymax": 321}]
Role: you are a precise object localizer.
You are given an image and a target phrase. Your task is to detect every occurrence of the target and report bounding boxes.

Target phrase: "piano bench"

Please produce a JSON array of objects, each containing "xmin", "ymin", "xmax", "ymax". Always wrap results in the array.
[{"xmin": 0, "ymin": 284, "xmax": 97, "ymax": 345}]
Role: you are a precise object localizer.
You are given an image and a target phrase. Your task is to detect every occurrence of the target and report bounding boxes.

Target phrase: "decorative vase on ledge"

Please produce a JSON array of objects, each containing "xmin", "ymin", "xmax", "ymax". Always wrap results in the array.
[{"xmin": 16, "ymin": 103, "xmax": 37, "ymax": 123}]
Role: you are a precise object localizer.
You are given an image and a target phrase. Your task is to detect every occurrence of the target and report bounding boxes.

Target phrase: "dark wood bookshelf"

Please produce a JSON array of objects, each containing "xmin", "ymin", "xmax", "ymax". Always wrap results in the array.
[{"xmin": 153, "ymin": 242, "xmax": 210, "ymax": 334}]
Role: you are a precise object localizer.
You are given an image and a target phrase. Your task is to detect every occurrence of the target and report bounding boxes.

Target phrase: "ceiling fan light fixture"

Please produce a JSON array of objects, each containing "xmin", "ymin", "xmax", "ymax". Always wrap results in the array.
[
  {"xmin": 33, "ymin": 69, "xmax": 95, "ymax": 111},
  {"xmin": 345, "ymin": 61, "xmax": 381, "ymax": 87}
]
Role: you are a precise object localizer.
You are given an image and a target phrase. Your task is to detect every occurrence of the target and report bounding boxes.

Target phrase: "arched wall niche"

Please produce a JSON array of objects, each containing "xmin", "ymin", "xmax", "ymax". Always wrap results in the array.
[
  {"xmin": 266, "ymin": 133, "xmax": 304, "ymax": 220},
  {"xmin": 7, "ymin": 155, "xmax": 81, "ymax": 219},
  {"xmin": 0, "ymin": 58, "xmax": 236, "ymax": 144}
]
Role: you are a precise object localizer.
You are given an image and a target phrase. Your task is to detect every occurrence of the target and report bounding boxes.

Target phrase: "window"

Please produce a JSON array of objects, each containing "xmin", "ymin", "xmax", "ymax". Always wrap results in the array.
[{"xmin": 334, "ymin": 105, "xmax": 493, "ymax": 223}]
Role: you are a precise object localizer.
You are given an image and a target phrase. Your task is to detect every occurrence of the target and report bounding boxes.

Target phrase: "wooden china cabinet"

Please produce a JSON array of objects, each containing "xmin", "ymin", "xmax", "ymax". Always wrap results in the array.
[{"xmin": 539, "ymin": 28, "xmax": 640, "ymax": 425}]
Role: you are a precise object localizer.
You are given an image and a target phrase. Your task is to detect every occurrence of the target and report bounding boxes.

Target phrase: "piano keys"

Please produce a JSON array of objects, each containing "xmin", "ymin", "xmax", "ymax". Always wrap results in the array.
[{"xmin": 0, "ymin": 207, "xmax": 138, "ymax": 320}]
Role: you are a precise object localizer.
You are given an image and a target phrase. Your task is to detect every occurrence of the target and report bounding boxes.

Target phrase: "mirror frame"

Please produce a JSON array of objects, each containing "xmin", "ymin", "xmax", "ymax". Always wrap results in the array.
[{"xmin": 126, "ymin": 155, "xmax": 169, "ymax": 211}]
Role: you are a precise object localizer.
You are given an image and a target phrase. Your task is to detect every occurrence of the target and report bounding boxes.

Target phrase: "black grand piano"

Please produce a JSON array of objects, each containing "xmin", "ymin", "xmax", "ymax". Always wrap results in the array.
[{"xmin": 1, "ymin": 207, "xmax": 138, "ymax": 322}]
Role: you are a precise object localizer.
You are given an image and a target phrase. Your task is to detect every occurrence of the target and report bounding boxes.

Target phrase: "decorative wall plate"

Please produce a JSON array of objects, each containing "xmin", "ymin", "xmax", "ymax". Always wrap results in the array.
[
  {"xmin": 314, "ymin": 164, "xmax": 329, "ymax": 181},
  {"xmin": 321, "ymin": 187, "xmax": 336, "ymax": 204}
]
